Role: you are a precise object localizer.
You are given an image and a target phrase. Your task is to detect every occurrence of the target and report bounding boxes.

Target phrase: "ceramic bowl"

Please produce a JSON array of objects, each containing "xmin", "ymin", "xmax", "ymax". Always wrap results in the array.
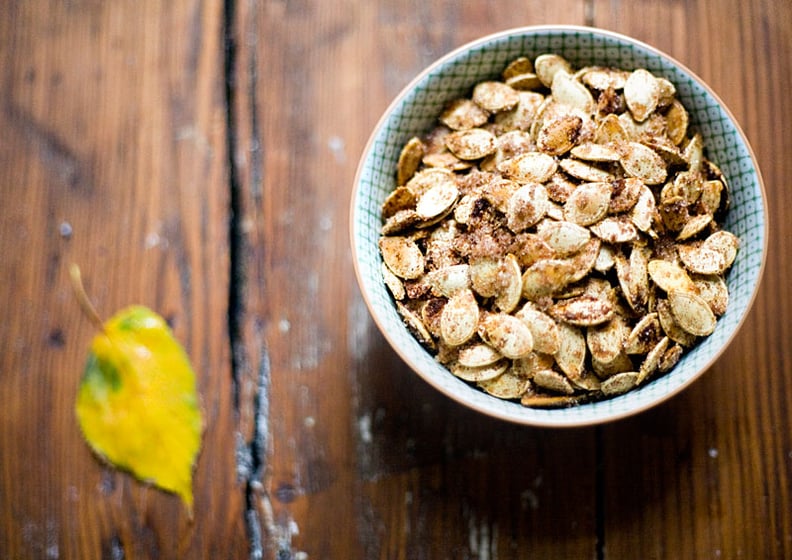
[{"xmin": 350, "ymin": 26, "xmax": 767, "ymax": 427}]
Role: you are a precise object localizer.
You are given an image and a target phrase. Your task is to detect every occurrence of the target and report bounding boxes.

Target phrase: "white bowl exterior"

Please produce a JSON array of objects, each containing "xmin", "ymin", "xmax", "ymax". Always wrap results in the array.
[{"xmin": 351, "ymin": 26, "xmax": 767, "ymax": 427}]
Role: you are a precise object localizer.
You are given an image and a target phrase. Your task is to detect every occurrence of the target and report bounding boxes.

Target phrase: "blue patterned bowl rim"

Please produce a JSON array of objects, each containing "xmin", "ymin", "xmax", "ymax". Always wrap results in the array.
[{"xmin": 350, "ymin": 26, "xmax": 768, "ymax": 427}]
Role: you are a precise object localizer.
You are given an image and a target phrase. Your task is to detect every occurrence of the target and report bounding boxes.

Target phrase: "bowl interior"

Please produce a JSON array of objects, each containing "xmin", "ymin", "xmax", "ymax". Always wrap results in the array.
[{"xmin": 351, "ymin": 26, "xmax": 767, "ymax": 427}]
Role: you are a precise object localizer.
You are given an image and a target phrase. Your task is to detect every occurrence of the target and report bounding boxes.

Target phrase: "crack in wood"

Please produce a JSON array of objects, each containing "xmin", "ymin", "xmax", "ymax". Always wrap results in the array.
[
  {"xmin": 222, "ymin": 1, "xmax": 288, "ymax": 558},
  {"xmin": 223, "ymin": 0, "xmax": 263, "ymax": 557}
]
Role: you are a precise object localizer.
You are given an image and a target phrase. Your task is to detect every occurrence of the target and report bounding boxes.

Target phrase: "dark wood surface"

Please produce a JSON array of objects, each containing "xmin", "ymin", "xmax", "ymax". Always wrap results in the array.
[{"xmin": 2, "ymin": 1, "xmax": 790, "ymax": 558}]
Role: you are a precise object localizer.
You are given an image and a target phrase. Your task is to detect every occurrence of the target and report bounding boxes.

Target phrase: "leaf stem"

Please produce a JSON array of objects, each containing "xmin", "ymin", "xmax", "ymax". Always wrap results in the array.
[{"xmin": 69, "ymin": 264, "xmax": 106, "ymax": 332}]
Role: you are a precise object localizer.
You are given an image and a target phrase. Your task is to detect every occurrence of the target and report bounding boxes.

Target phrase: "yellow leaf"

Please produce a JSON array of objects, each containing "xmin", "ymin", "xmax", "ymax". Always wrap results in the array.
[{"xmin": 71, "ymin": 268, "xmax": 203, "ymax": 512}]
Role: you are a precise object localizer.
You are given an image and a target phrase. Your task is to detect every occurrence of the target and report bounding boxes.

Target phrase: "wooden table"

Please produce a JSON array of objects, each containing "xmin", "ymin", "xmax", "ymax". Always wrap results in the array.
[{"xmin": 2, "ymin": 1, "xmax": 790, "ymax": 558}]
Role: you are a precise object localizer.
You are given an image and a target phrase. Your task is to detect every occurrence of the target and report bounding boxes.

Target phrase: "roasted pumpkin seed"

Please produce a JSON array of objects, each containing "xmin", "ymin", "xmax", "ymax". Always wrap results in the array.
[
  {"xmin": 537, "ymin": 115, "xmax": 583, "ymax": 156},
  {"xmin": 499, "ymin": 151, "xmax": 557, "ymax": 183},
  {"xmin": 551, "ymin": 70, "xmax": 596, "ymax": 113},
  {"xmin": 668, "ymin": 290, "xmax": 717, "ymax": 336},
  {"xmin": 377, "ymin": 53, "xmax": 739, "ymax": 408},
  {"xmin": 446, "ymin": 128, "xmax": 497, "ymax": 160},
  {"xmin": 451, "ymin": 359, "xmax": 509, "ymax": 382},
  {"xmin": 534, "ymin": 53, "xmax": 573, "ymax": 87},
  {"xmin": 380, "ymin": 236, "xmax": 425, "ymax": 279},
  {"xmin": 555, "ymin": 323, "xmax": 586, "ymax": 379},
  {"xmin": 440, "ymin": 98, "xmax": 489, "ymax": 130},
  {"xmin": 647, "ymin": 259, "xmax": 697, "ymax": 294},
  {"xmin": 564, "ymin": 181, "xmax": 612, "ymax": 226},
  {"xmin": 457, "ymin": 342, "xmax": 503, "ymax": 368},
  {"xmin": 533, "ymin": 368, "xmax": 576, "ymax": 395},
  {"xmin": 601, "ymin": 371, "xmax": 640, "ymax": 396},
  {"xmin": 473, "ymin": 81, "xmax": 520, "ymax": 113},
  {"xmin": 440, "ymin": 288, "xmax": 480, "ymax": 346},
  {"xmin": 478, "ymin": 370, "xmax": 530, "ymax": 399},
  {"xmin": 619, "ymin": 142, "xmax": 667, "ymax": 185},
  {"xmin": 506, "ymin": 182, "xmax": 549, "ymax": 232},
  {"xmin": 397, "ymin": 137, "xmax": 426, "ymax": 185},
  {"xmin": 514, "ymin": 301, "xmax": 562, "ymax": 355},
  {"xmin": 624, "ymin": 69, "xmax": 660, "ymax": 122},
  {"xmin": 587, "ymin": 314, "xmax": 630, "ymax": 364},
  {"xmin": 537, "ymin": 219, "xmax": 591, "ymax": 256},
  {"xmin": 416, "ymin": 181, "xmax": 459, "ymax": 220},
  {"xmin": 479, "ymin": 313, "xmax": 535, "ymax": 359},
  {"xmin": 559, "ymin": 158, "xmax": 615, "ymax": 182}
]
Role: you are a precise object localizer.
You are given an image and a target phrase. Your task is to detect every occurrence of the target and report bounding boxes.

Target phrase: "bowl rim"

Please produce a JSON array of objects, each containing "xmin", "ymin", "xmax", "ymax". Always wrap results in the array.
[{"xmin": 349, "ymin": 24, "xmax": 769, "ymax": 427}]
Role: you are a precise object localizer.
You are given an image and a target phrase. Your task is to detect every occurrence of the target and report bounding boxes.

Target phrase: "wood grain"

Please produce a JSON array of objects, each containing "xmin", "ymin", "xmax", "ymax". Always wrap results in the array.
[
  {"xmin": 593, "ymin": 0, "xmax": 792, "ymax": 557},
  {"xmin": 0, "ymin": 1, "xmax": 247, "ymax": 557},
  {"xmin": 1, "ymin": 0, "xmax": 791, "ymax": 558}
]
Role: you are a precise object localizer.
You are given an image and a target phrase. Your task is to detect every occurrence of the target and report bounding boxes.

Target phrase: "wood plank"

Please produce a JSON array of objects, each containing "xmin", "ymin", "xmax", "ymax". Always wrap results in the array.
[
  {"xmin": 349, "ymin": 3, "xmax": 598, "ymax": 557},
  {"xmin": 4, "ymin": 0, "xmax": 790, "ymax": 558},
  {"xmin": 591, "ymin": 0, "xmax": 792, "ymax": 557},
  {"xmin": 231, "ymin": 1, "xmax": 600, "ymax": 558},
  {"xmin": 0, "ymin": 1, "xmax": 247, "ymax": 557}
]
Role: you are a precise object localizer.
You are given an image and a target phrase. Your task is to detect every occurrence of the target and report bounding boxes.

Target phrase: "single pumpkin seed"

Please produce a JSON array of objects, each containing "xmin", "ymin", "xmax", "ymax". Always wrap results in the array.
[
  {"xmin": 445, "ymin": 128, "xmax": 497, "ymax": 160},
  {"xmin": 647, "ymin": 259, "xmax": 697, "ymax": 294},
  {"xmin": 506, "ymin": 182, "xmax": 549, "ymax": 232},
  {"xmin": 440, "ymin": 288, "xmax": 480, "ymax": 346},
  {"xmin": 533, "ymin": 369, "xmax": 576, "ymax": 395},
  {"xmin": 450, "ymin": 359, "xmax": 509, "ymax": 382},
  {"xmin": 473, "ymin": 81, "xmax": 520, "ymax": 113},
  {"xmin": 665, "ymin": 99, "xmax": 689, "ymax": 145},
  {"xmin": 668, "ymin": 289, "xmax": 717, "ymax": 336},
  {"xmin": 590, "ymin": 216, "xmax": 639, "ymax": 244},
  {"xmin": 630, "ymin": 185, "xmax": 657, "ymax": 233},
  {"xmin": 677, "ymin": 213, "xmax": 712, "ymax": 241},
  {"xmin": 478, "ymin": 313, "xmax": 535, "ymax": 359},
  {"xmin": 537, "ymin": 220, "xmax": 591, "ymax": 256},
  {"xmin": 416, "ymin": 181, "xmax": 459, "ymax": 220},
  {"xmin": 534, "ymin": 53, "xmax": 573, "ymax": 87},
  {"xmin": 494, "ymin": 254, "xmax": 523, "ymax": 314},
  {"xmin": 397, "ymin": 136, "xmax": 426, "ymax": 185},
  {"xmin": 514, "ymin": 301, "xmax": 562, "ymax": 355},
  {"xmin": 678, "ymin": 243, "xmax": 728, "ymax": 275},
  {"xmin": 703, "ymin": 230, "xmax": 739, "ymax": 269},
  {"xmin": 559, "ymin": 158, "xmax": 615, "ymax": 182},
  {"xmin": 537, "ymin": 115, "xmax": 583, "ymax": 156},
  {"xmin": 692, "ymin": 274, "xmax": 729, "ymax": 316},
  {"xmin": 439, "ymin": 98, "xmax": 489, "ymax": 130},
  {"xmin": 587, "ymin": 314, "xmax": 630, "ymax": 364},
  {"xmin": 424, "ymin": 264, "xmax": 470, "ymax": 298},
  {"xmin": 498, "ymin": 151, "xmax": 558, "ymax": 183},
  {"xmin": 564, "ymin": 181, "xmax": 612, "ymax": 226},
  {"xmin": 478, "ymin": 370, "xmax": 530, "ymax": 399},
  {"xmin": 619, "ymin": 141, "xmax": 667, "ymax": 185},
  {"xmin": 624, "ymin": 68, "xmax": 660, "ymax": 122},
  {"xmin": 571, "ymin": 142, "xmax": 621, "ymax": 162},
  {"xmin": 555, "ymin": 323, "xmax": 586, "ymax": 379},
  {"xmin": 656, "ymin": 298, "xmax": 698, "ymax": 346},
  {"xmin": 601, "ymin": 371, "xmax": 640, "ymax": 395},
  {"xmin": 549, "ymin": 294, "xmax": 614, "ymax": 327},
  {"xmin": 457, "ymin": 342, "xmax": 503, "ymax": 368},
  {"xmin": 658, "ymin": 343, "xmax": 684, "ymax": 373},
  {"xmin": 379, "ymin": 236, "xmax": 425, "ymax": 279},
  {"xmin": 551, "ymin": 70, "xmax": 595, "ymax": 113},
  {"xmin": 381, "ymin": 262, "xmax": 405, "ymax": 300}
]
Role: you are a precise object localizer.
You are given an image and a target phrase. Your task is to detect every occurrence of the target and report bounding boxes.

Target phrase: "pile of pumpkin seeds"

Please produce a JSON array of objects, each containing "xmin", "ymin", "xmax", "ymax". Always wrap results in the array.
[{"xmin": 378, "ymin": 54, "xmax": 738, "ymax": 408}]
